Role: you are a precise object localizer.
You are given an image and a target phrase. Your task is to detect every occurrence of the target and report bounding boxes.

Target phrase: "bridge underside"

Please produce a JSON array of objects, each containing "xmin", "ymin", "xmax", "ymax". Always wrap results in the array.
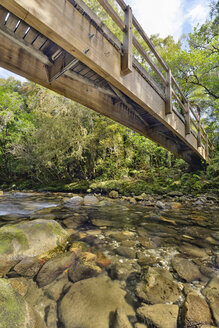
[{"xmin": 0, "ymin": 1, "xmax": 207, "ymax": 167}]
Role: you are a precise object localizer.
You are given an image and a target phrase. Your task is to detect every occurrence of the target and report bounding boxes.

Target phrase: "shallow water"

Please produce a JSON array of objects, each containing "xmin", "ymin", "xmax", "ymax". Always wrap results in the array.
[{"xmin": 0, "ymin": 191, "xmax": 219, "ymax": 327}]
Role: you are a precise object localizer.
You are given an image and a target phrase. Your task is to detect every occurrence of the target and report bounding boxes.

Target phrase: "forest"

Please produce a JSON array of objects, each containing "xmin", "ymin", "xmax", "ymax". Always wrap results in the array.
[{"xmin": 0, "ymin": 0, "xmax": 218, "ymax": 195}]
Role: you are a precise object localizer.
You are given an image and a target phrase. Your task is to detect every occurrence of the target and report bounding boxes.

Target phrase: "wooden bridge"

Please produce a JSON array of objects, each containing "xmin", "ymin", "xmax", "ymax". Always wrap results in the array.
[{"xmin": 0, "ymin": 0, "xmax": 212, "ymax": 167}]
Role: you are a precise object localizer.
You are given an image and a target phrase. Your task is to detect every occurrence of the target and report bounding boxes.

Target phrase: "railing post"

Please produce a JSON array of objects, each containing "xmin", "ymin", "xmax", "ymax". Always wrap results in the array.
[
  {"xmin": 185, "ymin": 101, "xmax": 190, "ymax": 135},
  {"xmin": 165, "ymin": 68, "xmax": 172, "ymax": 115},
  {"xmin": 197, "ymin": 106, "xmax": 201, "ymax": 147},
  {"xmin": 121, "ymin": 5, "xmax": 132, "ymax": 75},
  {"xmin": 205, "ymin": 133, "xmax": 209, "ymax": 159}
]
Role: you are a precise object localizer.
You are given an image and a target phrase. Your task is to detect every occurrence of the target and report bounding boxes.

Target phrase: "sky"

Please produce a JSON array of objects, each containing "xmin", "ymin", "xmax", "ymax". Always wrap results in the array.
[{"xmin": 0, "ymin": 0, "xmax": 210, "ymax": 82}]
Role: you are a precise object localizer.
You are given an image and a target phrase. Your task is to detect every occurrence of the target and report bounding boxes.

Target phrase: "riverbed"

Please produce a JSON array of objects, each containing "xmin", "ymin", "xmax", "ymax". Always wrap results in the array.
[{"xmin": 0, "ymin": 191, "xmax": 218, "ymax": 327}]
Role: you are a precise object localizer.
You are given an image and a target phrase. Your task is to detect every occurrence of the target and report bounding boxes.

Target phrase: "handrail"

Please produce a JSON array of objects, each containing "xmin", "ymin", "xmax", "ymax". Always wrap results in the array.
[{"xmin": 80, "ymin": 0, "xmax": 212, "ymax": 158}]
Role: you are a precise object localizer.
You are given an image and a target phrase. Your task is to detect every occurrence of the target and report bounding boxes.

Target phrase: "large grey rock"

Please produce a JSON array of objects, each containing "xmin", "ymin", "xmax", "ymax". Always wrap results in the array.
[
  {"xmin": 136, "ymin": 267, "xmax": 181, "ymax": 304},
  {"xmin": 113, "ymin": 307, "xmax": 132, "ymax": 328},
  {"xmin": 116, "ymin": 246, "xmax": 136, "ymax": 259},
  {"xmin": 202, "ymin": 276, "xmax": 219, "ymax": 326},
  {"xmin": 172, "ymin": 255, "xmax": 203, "ymax": 282},
  {"xmin": 64, "ymin": 196, "xmax": 84, "ymax": 206},
  {"xmin": 137, "ymin": 304, "xmax": 179, "ymax": 328},
  {"xmin": 36, "ymin": 252, "xmax": 76, "ymax": 287},
  {"xmin": 0, "ymin": 278, "xmax": 46, "ymax": 328},
  {"xmin": 84, "ymin": 195, "xmax": 99, "ymax": 205},
  {"xmin": 59, "ymin": 274, "xmax": 135, "ymax": 328},
  {"xmin": 0, "ymin": 219, "xmax": 70, "ymax": 276},
  {"xmin": 14, "ymin": 256, "xmax": 44, "ymax": 278},
  {"xmin": 178, "ymin": 244, "xmax": 208, "ymax": 259},
  {"xmin": 182, "ymin": 292, "xmax": 212, "ymax": 327}
]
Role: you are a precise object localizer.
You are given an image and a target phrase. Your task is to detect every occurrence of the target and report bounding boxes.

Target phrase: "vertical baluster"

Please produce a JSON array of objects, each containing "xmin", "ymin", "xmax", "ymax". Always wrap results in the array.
[
  {"xmin": 205, "ymin": 133, "xmax": 209, "ymax": 159},
  {"xmin": 197, "ymin": 106, "xmax": 201, "ymax": 147},
  {"xmin": 185, "ymin": 102, "xmax": 190, "ymax": 135},
  {"xmin": 121, "ymin": 5, "xmax": 132, "ymax": 75},
  {"xmin": 165, "ymin": 68, "xmax": 172, "ymax": 115}
]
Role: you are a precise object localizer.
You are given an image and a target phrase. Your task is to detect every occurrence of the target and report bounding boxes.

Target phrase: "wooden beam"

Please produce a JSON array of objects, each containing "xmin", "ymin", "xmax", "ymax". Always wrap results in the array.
[
  {"xmin": 48, "ymin": 52, "xmax": 79, "ymax": 83},
  {"xmin": 133, "ymin": 36, "xmax": 166, "ymax": 85},
  {"xmin": 96, "ymin": 0, "xmax": 125, "ymax": 31},
  {"xmin": 121, "ymin": 5, "xmax": 132, "ymax": 75}
]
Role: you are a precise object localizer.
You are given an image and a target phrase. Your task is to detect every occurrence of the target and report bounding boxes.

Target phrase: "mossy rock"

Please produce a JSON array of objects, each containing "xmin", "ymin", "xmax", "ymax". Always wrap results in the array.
[
  {"xmin": 0, "ymin": 278, "xmax": 46, "ymax": 328},
  {"xmin": 0, "ymin": 219, "xmax": 70, "ymax": 276}
]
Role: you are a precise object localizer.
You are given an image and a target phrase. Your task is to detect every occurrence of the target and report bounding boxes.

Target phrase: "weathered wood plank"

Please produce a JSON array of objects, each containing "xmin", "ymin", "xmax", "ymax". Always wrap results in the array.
[
  {"xmin": 24, "ymin": 27, "xmax": 38, "ymax": 43},
  {"xmin": 5, "ymin": 12, "xmax": 19, "ymax": 31},
  {"xmin": 32, "ymin": 33, "xmax": 47, "ymax": 50},
  {"xmin": 97, "ymin": 0, "xmax": 125, "ymax": 31},
  {"xmin": 14, "ymin": 20, "xmax": 29, "ymax": 37},
  {"xmin": 121, "ymin": 5, "xmax": 132, "ymax": 75},
  {"xmin": 185, "ymin": 102, "xmax": 190, "ymax": 135},
  {"xmin": 165, "ymin": 69, "xmax": 172, "ymax": 115},
  {"xmin": 171, "ymin": 88, "xmax": 186, "ymax": 114},
  {"xmin": 115, "ymin": 0, "xmax": 126, "ymax": 11},
  {"xmin": 171, "ymin": 75, "xmax": 187, "ymax": 103},
  {"xmin": 0, "ymin": 5, "xmax": 8, "ymax": 25}
]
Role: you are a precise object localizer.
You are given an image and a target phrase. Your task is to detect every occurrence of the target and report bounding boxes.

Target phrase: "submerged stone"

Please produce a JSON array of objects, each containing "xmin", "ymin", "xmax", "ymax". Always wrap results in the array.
[
  {"xmin": 172, "ymin": 255, "xmax": 203, "ymax": 282},
  {"xmin": 59, "ymin": 274, "xmax": 135, "ymax": 328},
  {"xmin": 84, "ymin": 195, "xmax": 99, "ymax": 205},
  {"xmin": 137, "ymin": 304, "xmax": 179, "ymax": 328}
]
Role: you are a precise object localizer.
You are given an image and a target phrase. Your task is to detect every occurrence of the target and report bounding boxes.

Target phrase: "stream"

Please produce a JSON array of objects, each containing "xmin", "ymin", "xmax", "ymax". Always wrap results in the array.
[{"xmin": 0, "ymin": 191, "xmax": 218, "ymax": 327}]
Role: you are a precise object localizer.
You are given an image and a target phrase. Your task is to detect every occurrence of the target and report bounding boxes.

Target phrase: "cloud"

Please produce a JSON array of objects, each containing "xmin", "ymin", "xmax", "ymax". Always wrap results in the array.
[
  {"xmin": 126, "ymin": 0, "xmax": 184, "ymax": 40},
  {"xmin": 185, "ymin": 2, "xmax": 209, "ymax": 28}
]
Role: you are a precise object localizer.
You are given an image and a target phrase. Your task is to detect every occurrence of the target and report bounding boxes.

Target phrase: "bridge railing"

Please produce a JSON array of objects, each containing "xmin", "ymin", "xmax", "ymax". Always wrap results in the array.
[{"xmin": 79, "ymin": 0, "xmax": 212, "ymax": 159}]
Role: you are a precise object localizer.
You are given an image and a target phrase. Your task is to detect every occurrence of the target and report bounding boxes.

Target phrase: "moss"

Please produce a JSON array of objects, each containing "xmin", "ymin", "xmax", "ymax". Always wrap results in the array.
[
  {"xmin": 0, "ymin": 226, "xmax": 29, "ymax": 255},
  {"xmin": 0, "ymin": 279, "xmax": 25, "ymax": 328}
]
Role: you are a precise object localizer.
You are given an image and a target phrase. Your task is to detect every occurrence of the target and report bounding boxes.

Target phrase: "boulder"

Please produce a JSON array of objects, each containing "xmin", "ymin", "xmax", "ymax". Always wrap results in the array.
[
  {"xmin": 113, "ymin": 307, "xmax": 132, "ymax": 328},
  {"xmin": 14, "ymin": 256, "xmax": 44, "ymax": 278},
  {"xmin": 202, "ymin": 276, "xmax": 219, "ymax": 326},
  {"xmin": 172, "ymin": 255, "xmax": 203, "ymax": 282},
  {"xmin": 36, "ymin": 252, "xmax": 76, "ymax": 287},
  {"xmin": 84, "ymin": 195, "xmax": 99, "ymax": 205},
  {"xmin": 58, "ymin": 274, "xmax": 135, "ymax": 328},
  {"xmin": 0, "ymin": 278, "xmax": 46, "ymax": 328},
  {"xmin": 64, "ymin": 196, "xmax": 84, "ymax": 206},
  {"xmin": 0, "ymin": 190, "xmax": 3, "ymax": 196},
  {"xmin": 168, "ymin": 191, "xmax": 183, "ymax": 197},
  {"xmin": 136, "ymin": 267, "xmax": 181, "ymax": 304},
  {"xmin": 68, "ymin": 255, "xmax": 101, "ymax": 283},
  {"xmin": 137, "ymin": 304, "xmax": 179, "ymax": 328},
  {"xmin": 109, "ymin": 190, "xmax": 119, "ymax": 199},
  {"xmin": 0, "ymin": 219, "xmax": 70, "ymax": 276},
  {"xmin": 182, "ymin": 292, "xmax": 212, "ymax": 327}
]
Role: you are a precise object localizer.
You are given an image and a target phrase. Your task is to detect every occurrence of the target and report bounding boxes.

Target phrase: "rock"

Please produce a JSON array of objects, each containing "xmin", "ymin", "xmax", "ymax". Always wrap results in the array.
[
  {"xmin": 0, "ymin": 278, "xmax": 46, "ymax": 328},
  {"xmin": 202, "ymin": 276, "xmax": 219, "ymax": 326},
  {"xmin": 171, "ymin": 202, "xmax": 182, "ymax": 209},
  {"xmin": 168, "ymin": 191, "xmax": 183, "ymax": 197},
  {"xmin": 216, "ymin": 255, "xmax": 219, "ymax": 268},
  {"xmin": 9, "ymin": 277, "xmax": 29, "ymax": 296},
  {"xmin": 113, "ymin": 307, "xmax": 132, "ymax": 328},
  {"xmin": 43, "ymin": 271, "xmax": 69, "ymax": 301},
  {"xmin": 36, "ymin": 252, "xmax": 76, "ymax": 287},
  {"xmin": 64, "ymin": 196, "xmax": 84, "ymax": 206},
  {"xmin": 211, "ymin": 232, "xmax": 219, "ymax": 241},
  {"xmin": 108, "ymin": 259, "xmax": 140, "ymax": 281},
  {"xmin": 136, "ymin": 267, "xmax": 181, "ymax": 304},
  {"xmin": 137, "ymin": 253, "xmax": 159, "ymax": 266},
  {"xmin": 14, "ymin": 256, "xmax": 44, "ymax": 277},
  {"xmin": 137, "ymin": 304, "xmax": 179, "ymax": 328},
  {"xmin": 182, "ymin": 292, "xmax": 212, "ymax": 327},
  {"xmin": 95, "ymin": 251, "xmax": 111, "ymax": 268},
  {"xmin": 172, "ymin": 255, "xmax": 203, "ymax": 282},
  {"xmin": 135, "ymin": 324, "xmax": 148, "ymax": 328},
  {"xmin": 129, "ymin": 197, "xmax": 137, "ymax": 204},
  {"xmin": 178, "ymin": 244, "xmax": 208, "ymax": 259},
  {"xmin": 24, "ymin": 279, "xmax": 56, "ymax": 324},
  {"xmin": 116, "ymin": 246, "xmax": 136, "ymax": 259},
  {"xmin": 109, "ymin": 190, "xmax": 119, "ymax": 199},
  {"xmin": 58, "ymin": 274, "xmax": 135, "ymax": 328},
  {"xmin": 84, "ymin": 195, "xmax": 99, "ymax": 205},
  {"xmin": 0, "ymin": 190, "xmax": 3, "ymax": 196},
  {"xmin": 0, "ymin": 219, "xmax": 70, "ymax": 276},
  {"xmin": 68, "ymin": 254, "xmax": 101, "ymax": 283},
  {"xmin": 91, "ymin": 218, "xmax": 119, "ymax": 227},
  {"xmin": 156, "ymin": 201, "xmax": 166, "ymax": 209}
]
